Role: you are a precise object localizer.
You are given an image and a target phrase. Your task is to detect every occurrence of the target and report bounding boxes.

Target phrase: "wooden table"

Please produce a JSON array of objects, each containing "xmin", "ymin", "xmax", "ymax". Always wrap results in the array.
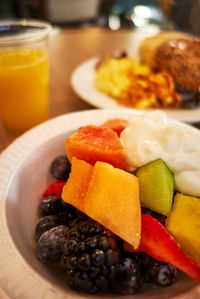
[{"xmin": 0, "ymin": 26, "xmax": 142, "ymax": 153}]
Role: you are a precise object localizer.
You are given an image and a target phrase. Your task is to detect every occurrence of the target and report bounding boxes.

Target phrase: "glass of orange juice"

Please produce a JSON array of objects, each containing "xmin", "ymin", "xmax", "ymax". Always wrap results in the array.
[{"xmin": 0, "ymin": 20, "xmax": 51, "ymax": 133}]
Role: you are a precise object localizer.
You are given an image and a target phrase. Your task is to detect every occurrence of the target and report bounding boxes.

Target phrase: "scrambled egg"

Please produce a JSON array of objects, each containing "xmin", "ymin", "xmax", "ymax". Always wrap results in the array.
[{"xmin": 95, "ymin": 57, "xmax": 180, "ymax": 109}]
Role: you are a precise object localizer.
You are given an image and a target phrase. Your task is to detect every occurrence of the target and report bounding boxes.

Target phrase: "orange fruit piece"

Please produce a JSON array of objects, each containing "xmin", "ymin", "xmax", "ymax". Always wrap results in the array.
[
  {"xmin": 85, "ymin": 161, "xmax": 141, "ymax": 249},
  {"xmin": 62, "ymin": 158, "xmax": 141, "ymax": 249},
  {"xmin": 65, "ymin": 125, "xmax": 127, "ymax": 170},
  {"xmin": 101, "ymin": 118, "xmax": 128, "ymax": 136},
  {"xmin": 62, "ymin": 157, "xmax": 93, "ymax": 212}
]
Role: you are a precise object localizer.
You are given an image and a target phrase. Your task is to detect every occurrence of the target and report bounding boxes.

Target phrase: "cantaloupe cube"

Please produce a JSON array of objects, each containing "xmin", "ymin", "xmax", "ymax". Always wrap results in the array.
[
  {"xmin": 166, "ymin": 193, "xmax": 200, "ymax": 265},
  {"xmin": 84, "ymin": 161, "xmax": 141, "ymax": 249},
  {"xmin": 62, "ymin": 157, "xmax": 93, "ymax": 212}
]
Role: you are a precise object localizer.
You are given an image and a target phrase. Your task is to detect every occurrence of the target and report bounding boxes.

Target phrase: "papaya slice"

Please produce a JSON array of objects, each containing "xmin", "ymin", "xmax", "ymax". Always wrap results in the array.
[
  {"xmin": 65, "ymin": 125, "xmax": 127, "ymax": 170},
  {"xmin": 101, "ymin": 118, "xmax": 128, "ymax": 136},
  {"xmin": 62, "ymin": 157, "xmax": 93, "ymax": 212}
]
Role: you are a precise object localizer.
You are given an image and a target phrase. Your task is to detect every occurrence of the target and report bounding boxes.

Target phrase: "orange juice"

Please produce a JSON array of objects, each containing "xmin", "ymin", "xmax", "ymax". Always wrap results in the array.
[{"xmin": 0, "ymin": 48, "xmax": 49, "ymax": 132}]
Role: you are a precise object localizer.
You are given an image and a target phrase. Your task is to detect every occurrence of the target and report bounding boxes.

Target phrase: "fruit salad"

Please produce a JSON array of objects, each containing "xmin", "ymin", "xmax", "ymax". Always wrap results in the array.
[{"xmin": 35, "ymin": 113, "xmax": 200, "ymax": 295}]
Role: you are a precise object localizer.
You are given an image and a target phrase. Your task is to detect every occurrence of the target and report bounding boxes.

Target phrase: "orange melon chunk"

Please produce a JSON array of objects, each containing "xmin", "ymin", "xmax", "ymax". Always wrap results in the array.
[
  {"xmin": 65, "ymin": 125, "xmax": 127, "ymax": 170},
  {"xmin": 62, "ymin": 157, "xmax": 93, "ymax": 212},
  {"xmin": 101, "ymin": 118, "xmax": 128, "ymax": 136},
  {"xmin": 84, "ymin": 161, "xmax": 141, "ymax": 249}
]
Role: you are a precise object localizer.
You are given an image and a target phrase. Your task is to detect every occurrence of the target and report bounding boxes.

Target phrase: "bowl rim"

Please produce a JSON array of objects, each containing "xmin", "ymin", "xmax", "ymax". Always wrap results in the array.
[{"xmin": 0, "ymin": 108, "xmax": 199, "ymax": 299}]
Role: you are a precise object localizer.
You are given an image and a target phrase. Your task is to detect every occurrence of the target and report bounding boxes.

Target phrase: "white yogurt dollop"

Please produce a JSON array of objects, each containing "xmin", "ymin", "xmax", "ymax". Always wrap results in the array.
[{"xmin": 120, "ymin": 111, "xmax": 200, "ymax": 197}]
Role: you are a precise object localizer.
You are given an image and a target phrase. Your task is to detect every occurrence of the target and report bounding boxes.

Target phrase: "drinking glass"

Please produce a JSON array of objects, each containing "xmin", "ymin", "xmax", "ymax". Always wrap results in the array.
[{"xmin": 0, "ymin": 19, "xmax": 51, "ymax": 133}]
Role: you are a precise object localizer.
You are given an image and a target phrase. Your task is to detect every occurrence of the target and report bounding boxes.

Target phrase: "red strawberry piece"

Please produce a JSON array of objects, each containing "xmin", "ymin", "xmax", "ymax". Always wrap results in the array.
[
  {"xmin": 124, "ymin": 214, "xmax": 200, "ymax": 283},
  {"xmin": 43, "ymin": 180, "xmax": 66, "ymax": 198}
]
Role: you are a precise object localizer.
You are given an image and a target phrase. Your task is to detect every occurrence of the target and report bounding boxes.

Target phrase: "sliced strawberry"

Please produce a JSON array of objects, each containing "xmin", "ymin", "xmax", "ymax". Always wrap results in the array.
[
  {"xmin": 101, "ymin": 118, "xmax": 128, "ymax": 136},
  {"xmin": 43, "ymin": 180, "xmax": 66, "ymax": 198},
  {"xmin": 124, "ymin": 214, "xmax": 200, "ymax": 283}
]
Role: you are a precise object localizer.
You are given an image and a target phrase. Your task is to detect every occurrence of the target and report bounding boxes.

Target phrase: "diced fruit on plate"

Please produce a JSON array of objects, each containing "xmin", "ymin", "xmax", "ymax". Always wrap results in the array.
[
  {"xmin": 137, "ymin": 159, "xmax": 174, "ymax": 216},
  {"xmin": 166, "ymin": 193, "xmax": 200, "ymax": 266},
  {"xmin": 65, "ymin": 125, "xmax": 127, "ymax": 170},
  {"xmin": 124, "ymin": 214, "xmax": 200, "ymax": 283},
  {"xmin": 62, "ymin": 159, "xmax": 141, "ymax": 249},
  {"xmin": 101, "ymin": 118, "xmax": 128, "ymax": 136},
  {"xmin": 62, "ymin": 157, "xmax": 93, "ymax": 213}
]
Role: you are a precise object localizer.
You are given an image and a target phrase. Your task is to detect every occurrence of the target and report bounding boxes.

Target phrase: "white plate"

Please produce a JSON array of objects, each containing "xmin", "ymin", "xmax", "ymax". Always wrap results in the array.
[
  {"xmin": 0, "ymin": 109, "xmax": 199, "ymax": 299},
  {"xmin": 71, "ymin": 57, "xmax": 200, "ymax": 123}
]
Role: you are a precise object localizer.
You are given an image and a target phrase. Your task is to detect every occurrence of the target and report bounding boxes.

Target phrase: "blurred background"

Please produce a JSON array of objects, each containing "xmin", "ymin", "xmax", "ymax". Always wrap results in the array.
[{"xmin": 0, "ymin": 0, "xmax": 199, "ymax": 35}]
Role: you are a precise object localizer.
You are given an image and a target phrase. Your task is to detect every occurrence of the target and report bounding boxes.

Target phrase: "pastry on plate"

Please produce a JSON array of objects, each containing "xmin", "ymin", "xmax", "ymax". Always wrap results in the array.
[{"xmin": 139, "ymin": 31, "xmax": 200, "ymax": 92}]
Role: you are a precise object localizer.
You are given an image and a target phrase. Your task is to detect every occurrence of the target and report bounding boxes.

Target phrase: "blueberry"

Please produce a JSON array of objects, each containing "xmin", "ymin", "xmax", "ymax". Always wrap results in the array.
[
  {"xmin": 36, "ymin": 225, "xmax": 68, "ymax": 263},
  {"xmin": 39, "ymin": 195, "xmax": 61, "ymax": 217},
  {"xmin": 147, "ymin": 260, "xmax": 178, "ymax": 286},
  {"xmin": 35, "ymin": 215, "xmax": 61, "ymax": 241},
  {"xmin": 50, "ymin": 155, "xmax": 71, "ymax": 180}
]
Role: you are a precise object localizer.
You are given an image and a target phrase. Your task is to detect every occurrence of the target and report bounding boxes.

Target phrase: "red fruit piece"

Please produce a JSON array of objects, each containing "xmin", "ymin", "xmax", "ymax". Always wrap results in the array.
[
  {"xmin": 124, "ymin": 214, "xmax": 200, "ymax": 283},
  {"xmin": 43, "ymin": 180, "xmax": 66, "ymax": 198},
  {"xmin": 101, "ymin": 118, "xmax": 128, "ymax": 136}
]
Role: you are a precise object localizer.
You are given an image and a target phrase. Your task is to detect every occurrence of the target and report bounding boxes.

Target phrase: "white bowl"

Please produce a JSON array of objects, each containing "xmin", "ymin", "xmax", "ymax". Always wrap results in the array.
[{"xmin": 0, "ymin": 109, "xmax": 199, "ymax": 299}]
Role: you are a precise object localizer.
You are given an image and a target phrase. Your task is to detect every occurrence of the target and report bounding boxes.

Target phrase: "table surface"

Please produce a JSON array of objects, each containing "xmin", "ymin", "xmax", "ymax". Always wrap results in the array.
[{"xmin": 0, "ymin": 26, "xmax": 145, "ymax": 153}]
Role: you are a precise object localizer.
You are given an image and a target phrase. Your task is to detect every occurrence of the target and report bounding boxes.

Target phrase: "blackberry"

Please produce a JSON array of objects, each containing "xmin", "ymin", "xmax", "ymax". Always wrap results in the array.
[
  {"xmin": 35, "ymin": 215, "xmax": 61, "ymax": 241},
  {"xmin": 50, "ymin": 155, "xmax": 71, "ymax": 180},
  {"xmin": 114, "ymin": 257, "xmax": 143, "ymax": 295},
  {"xmin": 36, "ymin": 225, "xmax": 69, "ymax": 263},
  {"xmin": 61, "ymin": 219, "xmax": 120, "ymax": 293},
  {"xmin": 39, "ymin": 195, "xmax": 61, "ymax": 217},
  {"xmin": 147, "ymin": 259, "xmax": 178, "ymax": 286}
]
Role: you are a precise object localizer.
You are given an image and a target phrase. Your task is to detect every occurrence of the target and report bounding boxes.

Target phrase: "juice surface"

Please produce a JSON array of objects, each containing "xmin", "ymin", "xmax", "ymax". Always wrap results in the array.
[{"xmin": 0, "ymin": 48, "xmax": 49, "ymax": 132}]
